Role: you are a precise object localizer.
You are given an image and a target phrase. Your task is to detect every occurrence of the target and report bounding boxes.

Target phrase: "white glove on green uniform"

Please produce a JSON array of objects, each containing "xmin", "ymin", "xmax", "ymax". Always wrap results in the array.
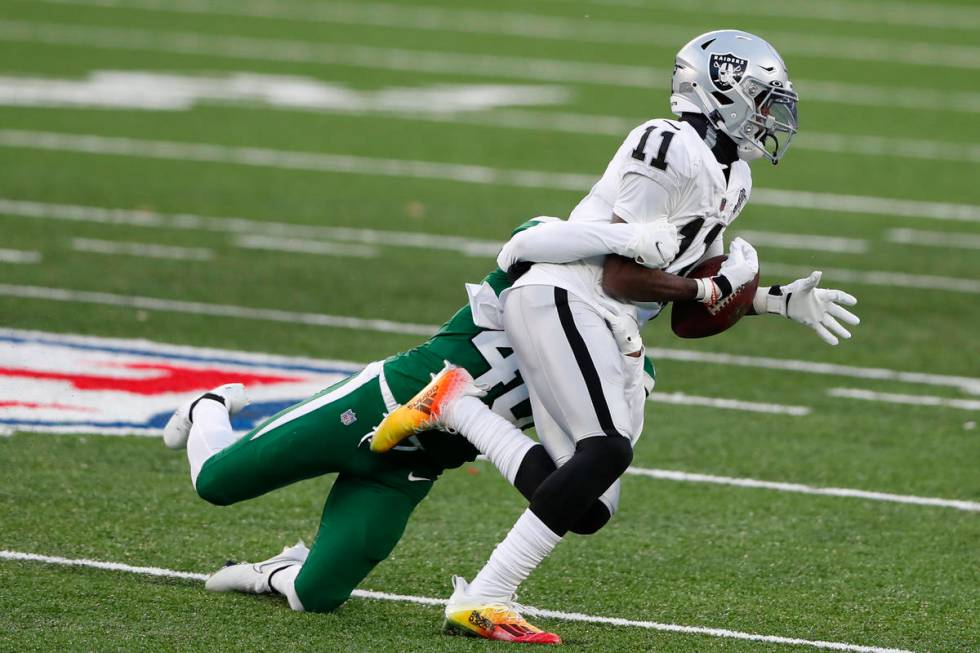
[
  {"xmin": 753, "ymin": 271, "xmax": 860, "ymax": 345},
  {"xmin": 627, "ymin": 219, "xmax": 680, "ymax": 269}
]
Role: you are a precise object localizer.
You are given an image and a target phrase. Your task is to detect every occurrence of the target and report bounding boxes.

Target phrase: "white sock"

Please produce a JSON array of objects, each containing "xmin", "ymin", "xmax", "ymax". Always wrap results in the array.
[
  {"xmin": 466, "ymin": 509, "xmax": 562, "ymax": 602},
  {"xmin": 270, "ymin": 564, "xmax": 306, "ymax": 612},
  {"xmin": 444, "ymin": 396, "xmax": 536, "ymax": 486},
  {"xmin": 187, "ymin": 399, "xmax": 237, "ymax": 488}
]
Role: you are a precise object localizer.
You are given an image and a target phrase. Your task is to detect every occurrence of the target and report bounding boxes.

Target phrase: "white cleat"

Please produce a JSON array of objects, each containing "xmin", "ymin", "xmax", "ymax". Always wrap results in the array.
[
  {"xmin": 205, "ymin": 541, "xmax": 309, "ymax": 595},
  {"xmin": 162, "ymin": 383, "xmax": 250, "ymax": 450}
]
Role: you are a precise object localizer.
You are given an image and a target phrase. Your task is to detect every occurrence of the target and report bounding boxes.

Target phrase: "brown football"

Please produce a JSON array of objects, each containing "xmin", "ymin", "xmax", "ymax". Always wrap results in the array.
[{"xmin": 670, "ymin": 255, "xmax": 759, "ymax": 338}]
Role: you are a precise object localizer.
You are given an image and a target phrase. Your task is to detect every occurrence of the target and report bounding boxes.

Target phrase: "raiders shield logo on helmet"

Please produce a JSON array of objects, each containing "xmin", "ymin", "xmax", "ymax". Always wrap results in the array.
[{"xmin": 709, "ymin": 53, "xmax": 748, "ymax": 92}]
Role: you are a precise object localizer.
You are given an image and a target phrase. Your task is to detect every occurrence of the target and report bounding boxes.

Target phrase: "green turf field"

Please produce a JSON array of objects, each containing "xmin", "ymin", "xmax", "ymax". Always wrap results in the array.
[{"xmin": 0, "ymin": 1, "xmax": 978, "ymax": 651}]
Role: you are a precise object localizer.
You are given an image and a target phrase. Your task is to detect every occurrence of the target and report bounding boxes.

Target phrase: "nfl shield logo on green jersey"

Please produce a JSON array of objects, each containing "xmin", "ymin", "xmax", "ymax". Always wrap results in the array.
[{"xmin": 340, "ymin": 409, "xmax": 357, "ymax": 426}]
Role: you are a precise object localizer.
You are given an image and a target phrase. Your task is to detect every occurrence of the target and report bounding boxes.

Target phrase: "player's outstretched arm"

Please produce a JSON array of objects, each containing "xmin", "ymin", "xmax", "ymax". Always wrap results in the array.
[
  {"xmin": 751, "ymin": 271, "xmax": 860, "ymax": 345},
  {"xmin": 497, "ymin": 218, "xmax": 679, "ymax": 272}
]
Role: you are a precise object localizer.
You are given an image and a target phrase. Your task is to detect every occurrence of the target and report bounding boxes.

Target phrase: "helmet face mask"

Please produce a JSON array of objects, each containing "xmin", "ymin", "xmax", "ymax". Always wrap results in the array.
[
  {"xmin": 670, "ymin": 30, "xmax": 799, "ymax": 165},
  {"xmin": 734, "ymin": 76, "xmax": 798, "ymax": 164}
]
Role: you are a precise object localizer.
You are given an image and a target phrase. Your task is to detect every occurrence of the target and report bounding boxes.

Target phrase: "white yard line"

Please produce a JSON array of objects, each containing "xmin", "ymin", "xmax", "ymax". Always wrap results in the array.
[
  {"xmin": 791, "ymin": 132, "xmax": 980, "ymax": 165},
  {"xmin": 886, "ymin": 228, "xmax": 980, "ymax": 250},
  {"xmin": 36, "ymin": 0, "xmax": 980, "ymax": 70},
  {"xmin": 580, "ymin": 0, "xmax": 979, "ymax": 32},
  {"xmin": 0, "ymin": 74, "xmax": 971, "ymax": 164},
  {"xmin": 650, "ymin": 392, "xmax": 810, "ymax": 416},
  {"xmin": 71, "ymin": 237, "xmax": 213, "ymax": 260},
  {"xmin": 234, "ymin": 234, "xmax": 379, "ymax": 258},
  {"xmin": 0, "ymin": 248, "xmax": 41, "ymax": 264},
  {"xmin": 624, "ymin": 467, "xmax": 980, "ymax": 512},
  {"xmin": 762, "ymin": 263, "xmax": 980, "ymax": 295},
  {"xmin": 0, "ymin": 128, "xmax": 598, "ymax": 192},
  {"xmin": 2, "ymin": 21, "xmax": 980, "ymax": 113},
  {"xmin": 748, "ymin": 189, "xmax": 980, "ymax": 224},
  {"xmin": 411, "ymin": 110, "xmax": 980, "ymax": 164},
  {"xmin": 0, "ymin": 284, "xmax": 436, "ymax": 337},
  {"xmin": 828, "ymin": 388, "xmax": 980, "ymax": 411},
  {"xmin": 644, "ymin": 349, "xmax": 980, "ymax": 396},
  {"xmin": 0, "ymin": 549, "xmax": 918, "ymax": 653},
  {"xmin": 0, "ymin": 198, "xmax": 503, "ymax": 257},
  {"xmin": 0, "ymin": 198, "xmax": 869, "ymax": 258},
  {"xmin": 733, "ymin": 231, "xmax": 867, "ymax": 254},
  {"xmin": 0, "ymin": 283, "xmax": 977, "ymax": 396},
  {"xmin": 1, "ymin": 131, "xmax": 978, "ymax": 224}
]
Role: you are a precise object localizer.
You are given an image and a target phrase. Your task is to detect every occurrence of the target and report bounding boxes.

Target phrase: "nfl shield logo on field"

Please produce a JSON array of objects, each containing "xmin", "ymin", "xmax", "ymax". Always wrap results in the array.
[
  {"xmin": 709, "ymin": 53, "xmax": 748, "ymax": 92},
  {"xmin": 0, "ymin": 329, "xmax": 358, "ymax": 436}
]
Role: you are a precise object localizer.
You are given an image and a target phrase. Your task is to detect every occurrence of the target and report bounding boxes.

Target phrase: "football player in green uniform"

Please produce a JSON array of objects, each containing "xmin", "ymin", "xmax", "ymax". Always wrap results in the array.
[{"xmin": 161, "ymin": 216, "xmax": 677, "ymax": 639}]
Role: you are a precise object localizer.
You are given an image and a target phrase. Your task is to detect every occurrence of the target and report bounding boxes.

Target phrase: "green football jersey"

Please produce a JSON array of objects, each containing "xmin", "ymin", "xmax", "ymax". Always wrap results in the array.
[
  {"xmin": 383, "ymin": 219, "xmax": 540, "ymax": 431},
  {"xmin": 382, "ymin": 218, "xmax": 656, "ymax": 469}
]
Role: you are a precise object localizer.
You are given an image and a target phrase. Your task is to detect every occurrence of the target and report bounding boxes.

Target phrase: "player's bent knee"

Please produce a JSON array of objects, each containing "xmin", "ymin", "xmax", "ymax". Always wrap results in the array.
[
  {"xmin": 569, "ymin": 501, "xmax": 611, "ymax": 535},
  {"xmin": 193, "ymin": 470, "xmax": 238, "ymax": 506},
  {"xmin": 577, "ymin": 434, "xmax": 633, "ymax": 475},
  {"xmin": 294, "ymin": 589, "xmax": 350, "ymax": 614}
]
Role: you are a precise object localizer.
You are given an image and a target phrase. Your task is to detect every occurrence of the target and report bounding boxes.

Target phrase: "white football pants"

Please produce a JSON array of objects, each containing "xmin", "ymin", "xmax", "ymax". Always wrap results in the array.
[{"xmin": 502, "ymin": 284, "xmax": 646, "ymax": 514}]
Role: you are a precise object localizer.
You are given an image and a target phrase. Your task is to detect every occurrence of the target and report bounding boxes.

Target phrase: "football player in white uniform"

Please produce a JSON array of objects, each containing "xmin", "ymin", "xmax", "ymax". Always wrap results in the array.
[{"xmin": 373, "ymin": 29, "xmax": 859, "ymax": 644}]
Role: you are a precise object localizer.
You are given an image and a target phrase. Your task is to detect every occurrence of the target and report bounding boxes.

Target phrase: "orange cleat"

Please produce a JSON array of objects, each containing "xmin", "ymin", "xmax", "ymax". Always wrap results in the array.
[
  {"xmin": 369, "ymin": 363, "xmax": 483, "ymax": 453},
  {"xmin": 442, "ymin": 576, "xmax": 562, "ymax": 645}
]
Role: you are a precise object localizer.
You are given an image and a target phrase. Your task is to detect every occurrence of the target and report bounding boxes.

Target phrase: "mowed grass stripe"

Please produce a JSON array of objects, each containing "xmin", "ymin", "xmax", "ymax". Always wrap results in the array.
[
  {"xmin": 3, "ymin": 21, "xmax": 980, "ymax": 112},
  {"xmin": 1, "ymin": 131, "xmax": 978, "ymax": 223},
  {"xmin": 2, "ymin": 285, "xmax": 978, "ymax": 395},
  {"xmin": 0, "ymin": 550, "xmax": 919, "ymax": 653},
  {"xmin": 36, "ymin": 0, "xmax": 980, "ymax": 70}
]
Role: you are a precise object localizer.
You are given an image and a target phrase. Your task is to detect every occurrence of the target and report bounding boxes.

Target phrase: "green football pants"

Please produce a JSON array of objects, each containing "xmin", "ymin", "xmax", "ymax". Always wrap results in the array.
[{"xmin": 194, "ymin": 362, "xmax": 444, "ymax": 612}]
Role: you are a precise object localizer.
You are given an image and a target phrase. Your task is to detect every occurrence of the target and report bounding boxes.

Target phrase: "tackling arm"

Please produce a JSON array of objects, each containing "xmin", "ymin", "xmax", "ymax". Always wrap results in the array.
[
  {"xmin": 497, "ymin": 217, "xmax": 679, "ymax": 272},
  {"xmin": 602, "ymin": 219, "xmax": 758, "ymax": 306},
  {"xmin": 602, "ymin": 252, "xmax": 698, "ymax": 302}
]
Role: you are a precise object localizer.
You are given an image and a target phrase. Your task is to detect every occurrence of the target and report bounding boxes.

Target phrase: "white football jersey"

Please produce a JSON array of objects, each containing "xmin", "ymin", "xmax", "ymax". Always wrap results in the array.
[{"xmin": 515, "ymin": 118, "xmax": 753, "ymax": 322}]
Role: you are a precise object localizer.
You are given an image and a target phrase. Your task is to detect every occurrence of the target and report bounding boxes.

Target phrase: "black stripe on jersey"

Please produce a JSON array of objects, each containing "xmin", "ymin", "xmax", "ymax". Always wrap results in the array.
[
  {"xmin": 677, "ymin": 222, "xmax": 725, "ymax": 277},
  {"xmin": 553, "ymin": 288, "xmax": 620, "ymax": 438}
]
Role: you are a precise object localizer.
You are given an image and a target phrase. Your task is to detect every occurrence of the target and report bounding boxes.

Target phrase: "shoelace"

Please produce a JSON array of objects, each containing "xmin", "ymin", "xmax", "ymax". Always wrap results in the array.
[{"xmin": 480, "ymin": 602, "xmax": 539, "ymax": 632}]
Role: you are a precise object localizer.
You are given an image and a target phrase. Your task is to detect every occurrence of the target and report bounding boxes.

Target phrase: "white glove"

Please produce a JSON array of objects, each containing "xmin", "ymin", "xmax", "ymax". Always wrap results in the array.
[
  {"xmin": 599, "ymin": 308, "xmax": 643, "ymax": 355},
  {"xmin": 627, "ymin": 220, "xmax": 679, "ymax": 269},
  {"xmin": 753, "ymin": 271, "xmax": 860, "ymax": 345},
  {"xmin": 694, "ymin": 237, "xmax": 759, "ymax": 305}
]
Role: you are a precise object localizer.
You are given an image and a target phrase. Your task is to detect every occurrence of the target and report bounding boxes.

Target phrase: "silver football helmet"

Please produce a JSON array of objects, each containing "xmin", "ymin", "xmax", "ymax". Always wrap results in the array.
[{"xmin": 670, "ymin": 29, "xmax": 798, "ymax": 164}]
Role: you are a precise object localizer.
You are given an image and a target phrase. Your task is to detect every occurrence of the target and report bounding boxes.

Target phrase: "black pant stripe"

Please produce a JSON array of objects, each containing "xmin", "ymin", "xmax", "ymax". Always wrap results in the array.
[{"xmin": 553, "ymin": 287, "xmax": 620, "ymax": 438}]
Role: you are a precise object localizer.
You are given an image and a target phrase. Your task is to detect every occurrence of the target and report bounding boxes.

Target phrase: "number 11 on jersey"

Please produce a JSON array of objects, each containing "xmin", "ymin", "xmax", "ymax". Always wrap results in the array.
[{"xmin": 631, "ymin": 126, "xmax": 674, "ymax": 171}]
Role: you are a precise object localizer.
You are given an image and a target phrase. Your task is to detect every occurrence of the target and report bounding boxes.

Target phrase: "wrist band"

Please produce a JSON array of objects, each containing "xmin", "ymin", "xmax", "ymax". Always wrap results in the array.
[{"xmin": 695, "ymin": 278, "xmax": 721, "ymax": 305}]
